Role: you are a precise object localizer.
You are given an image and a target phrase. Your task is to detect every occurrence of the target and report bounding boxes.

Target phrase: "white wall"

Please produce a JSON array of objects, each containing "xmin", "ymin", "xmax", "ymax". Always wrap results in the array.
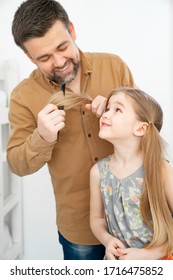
[{"xmin": 0, "ymin": 0, "xmax": 172, "ymax": 259}]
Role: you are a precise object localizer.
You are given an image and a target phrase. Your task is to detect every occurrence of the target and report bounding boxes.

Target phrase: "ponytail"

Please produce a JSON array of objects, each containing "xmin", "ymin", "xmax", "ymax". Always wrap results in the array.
[{"xmin": 141, "ymin": 123, "xmax": 173, "ymax": 254}]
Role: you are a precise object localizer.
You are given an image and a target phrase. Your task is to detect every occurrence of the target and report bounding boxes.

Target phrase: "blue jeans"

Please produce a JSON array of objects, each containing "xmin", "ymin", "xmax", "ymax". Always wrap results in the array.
[{"xmin": 58, "ymin": 231, "xmax": 105, "ymax": 260}]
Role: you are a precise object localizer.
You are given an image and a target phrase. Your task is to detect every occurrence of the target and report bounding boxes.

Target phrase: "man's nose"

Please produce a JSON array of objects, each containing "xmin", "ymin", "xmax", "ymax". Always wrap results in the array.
[{"xmin": 52, "ymin": 54, "xmax": 66, "ymax": 68}]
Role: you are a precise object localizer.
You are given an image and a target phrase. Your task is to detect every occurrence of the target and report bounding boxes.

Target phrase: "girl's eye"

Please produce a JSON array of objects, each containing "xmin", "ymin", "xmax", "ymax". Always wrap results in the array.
[{"xmin": 115, "ymin": 108, "xmax": 121, "ymax": 113}]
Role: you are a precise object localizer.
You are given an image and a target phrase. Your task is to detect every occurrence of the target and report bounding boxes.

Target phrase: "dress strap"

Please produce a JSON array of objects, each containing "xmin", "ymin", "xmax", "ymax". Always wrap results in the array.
[{"xmin": 97, "ymin": 156, "xmax": 110, "ymax": 177}]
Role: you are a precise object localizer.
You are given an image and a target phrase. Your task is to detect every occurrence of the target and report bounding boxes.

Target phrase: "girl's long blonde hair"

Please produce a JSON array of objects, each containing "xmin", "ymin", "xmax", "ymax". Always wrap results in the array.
[
  {"xmin": 49, "ymin": 87, "xmax": 173, "ymax": 254},
  {"xmin": 108, "ymin": 87, "xmax": 173, "ymax": 254},
  {"xmin": 48, "ymin": 90, "xmax": 92, "ymax": 110}
]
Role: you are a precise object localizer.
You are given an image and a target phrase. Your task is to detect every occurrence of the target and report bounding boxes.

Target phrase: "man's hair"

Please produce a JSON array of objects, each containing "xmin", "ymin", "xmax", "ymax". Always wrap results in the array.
[{"xmin": 12, "ymin": 0, "xmax": 70, "ymax": 51}]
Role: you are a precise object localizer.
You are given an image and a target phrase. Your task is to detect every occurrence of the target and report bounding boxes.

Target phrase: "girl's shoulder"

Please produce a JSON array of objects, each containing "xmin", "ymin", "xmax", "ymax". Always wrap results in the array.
[
  {"xmin": 162, "ymin": 160, "xmax": 173, "ymax": 212},
  {"xmin": 97, "ymin": 155, "xmax": 111, "ymax": 175},
  {"xmin": 90, "ymin": 155, "xmax": 111, "ymax": 179},
  {"xmin": 162, "ymin": 159, "xmax": 173, "ymax": 175},
  {"xmin": 162, "ymin": 160, "xmax": 173, "ymax": 187}
]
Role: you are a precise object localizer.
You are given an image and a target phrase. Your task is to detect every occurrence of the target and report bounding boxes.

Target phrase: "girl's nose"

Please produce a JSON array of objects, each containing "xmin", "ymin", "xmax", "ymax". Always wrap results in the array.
[{"xmin": 102, "ymin": 109, "xmax": 111, "ymax": 119}]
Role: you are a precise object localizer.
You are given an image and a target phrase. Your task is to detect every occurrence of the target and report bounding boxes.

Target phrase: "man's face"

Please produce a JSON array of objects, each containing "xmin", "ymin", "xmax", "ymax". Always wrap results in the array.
[{"xmin": 24, "ymin": 20, "xmax": 80, "ymax": 85}]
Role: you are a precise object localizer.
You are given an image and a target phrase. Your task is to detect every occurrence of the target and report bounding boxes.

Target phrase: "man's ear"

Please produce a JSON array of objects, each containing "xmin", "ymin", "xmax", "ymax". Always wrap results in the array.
[
  {"xmin": 134, "ymin": 122, "xmax": 148, "ymax": 136},
  {"xmin": 68, "ymin": 21, "xmax": 76, "ymax": 41}
]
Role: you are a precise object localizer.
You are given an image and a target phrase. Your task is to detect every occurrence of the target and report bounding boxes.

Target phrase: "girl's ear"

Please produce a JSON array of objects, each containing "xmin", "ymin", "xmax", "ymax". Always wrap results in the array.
[{"xmin": 134, "ymin": 122, "xmax": 148, "ymax": 136}]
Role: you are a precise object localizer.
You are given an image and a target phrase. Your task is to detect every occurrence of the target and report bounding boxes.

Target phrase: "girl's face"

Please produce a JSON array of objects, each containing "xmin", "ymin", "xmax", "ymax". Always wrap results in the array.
[{"xmin": 99, "ymin": 92, "xmax": 141, "ymax": 141}]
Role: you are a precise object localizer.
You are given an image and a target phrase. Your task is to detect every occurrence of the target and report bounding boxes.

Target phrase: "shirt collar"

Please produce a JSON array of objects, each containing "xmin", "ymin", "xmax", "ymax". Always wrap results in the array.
[{"xmin": 79, "ymin": 49, "xmax": 92, "ymax": 76}]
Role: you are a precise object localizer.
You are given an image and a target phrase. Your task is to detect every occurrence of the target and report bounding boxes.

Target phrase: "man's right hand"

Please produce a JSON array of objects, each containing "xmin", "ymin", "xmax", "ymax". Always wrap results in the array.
[{"xmin": 37, "ymin": 104, "xmax": 65, "ymax": 143}]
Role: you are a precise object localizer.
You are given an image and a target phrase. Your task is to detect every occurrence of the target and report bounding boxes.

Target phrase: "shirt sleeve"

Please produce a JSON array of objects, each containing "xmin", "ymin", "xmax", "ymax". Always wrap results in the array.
[{"xmin": 6, "ymin": 90, "xmax": 56, "ymax": 176}]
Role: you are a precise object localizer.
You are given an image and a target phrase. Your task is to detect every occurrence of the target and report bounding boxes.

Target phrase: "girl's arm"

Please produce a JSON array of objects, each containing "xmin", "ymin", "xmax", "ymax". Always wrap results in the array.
[
  {"xmin": 117, "ymin": 245, "xmax": 167, "ymax": 260},
  {"xmin": 163, "ymin": 161, "xmax": 173, "ymax": 212},
  {"xmin": 90, "ymin": 164, "xmax": 124, "ymax": 259},
  {"xmin": 90, "ymin": 164, "xmax": 113, "ymax": 246}
]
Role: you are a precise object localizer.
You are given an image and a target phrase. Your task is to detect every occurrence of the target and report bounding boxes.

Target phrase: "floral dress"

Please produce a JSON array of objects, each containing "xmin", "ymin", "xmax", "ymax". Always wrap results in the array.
[{"xmin": 97, "ymin": 156, "xmax": 153, "ymax": 248}]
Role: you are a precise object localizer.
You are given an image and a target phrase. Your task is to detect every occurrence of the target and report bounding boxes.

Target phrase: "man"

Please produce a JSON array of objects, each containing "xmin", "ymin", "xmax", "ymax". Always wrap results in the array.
[{"xmin": 7, "ymin": 0, "xmax": 135, "ymax": 259}]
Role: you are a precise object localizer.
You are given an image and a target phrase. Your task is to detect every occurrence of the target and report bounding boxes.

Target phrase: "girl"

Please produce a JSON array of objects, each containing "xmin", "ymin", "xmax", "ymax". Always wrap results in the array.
[{"xmin": 90, "ymin": 87, "xmax": 173, "ymax": 260}]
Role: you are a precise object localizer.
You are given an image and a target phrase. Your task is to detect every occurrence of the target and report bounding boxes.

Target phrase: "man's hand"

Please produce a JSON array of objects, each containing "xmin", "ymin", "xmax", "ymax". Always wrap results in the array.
[
  {"xmin": 85, "ymin": 95, "xmax": 107, "ymax": 117},
  {"xmin": 37, "ymin": 104, "xmax": 65, "ymax": 143}
]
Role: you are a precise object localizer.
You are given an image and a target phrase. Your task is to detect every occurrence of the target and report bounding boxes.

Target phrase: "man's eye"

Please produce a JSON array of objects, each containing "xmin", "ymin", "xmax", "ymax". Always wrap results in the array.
[
  {"xmin": 39, "ymin": 57, "xmax": 49, "ymax": 62},
  {"xmin": 59, "ymin": 46, "xmax": 68, "ymax": 52}
]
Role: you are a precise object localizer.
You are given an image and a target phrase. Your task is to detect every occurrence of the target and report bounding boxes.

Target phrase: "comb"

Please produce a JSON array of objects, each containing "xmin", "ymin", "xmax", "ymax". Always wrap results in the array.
[{"xmin": 57, "ymin": 84, "xmax": 65, "ymax": 140}]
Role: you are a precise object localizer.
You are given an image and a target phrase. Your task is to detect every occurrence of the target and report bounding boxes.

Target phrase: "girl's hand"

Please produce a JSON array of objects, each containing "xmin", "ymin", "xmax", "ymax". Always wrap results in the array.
[
  {"xmin": 117, "ymin": 247, "xmax": 165, "ymax": 260},
  {"xmin": 105, "ymin": 237, "xmax": 125, "ymax": 260}
]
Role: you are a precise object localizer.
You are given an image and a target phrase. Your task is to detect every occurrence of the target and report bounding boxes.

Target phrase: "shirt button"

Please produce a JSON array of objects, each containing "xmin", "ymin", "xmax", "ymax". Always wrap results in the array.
[{"xmin": 88, "ymin": 133, "xmax": 91, "ymax": 137}]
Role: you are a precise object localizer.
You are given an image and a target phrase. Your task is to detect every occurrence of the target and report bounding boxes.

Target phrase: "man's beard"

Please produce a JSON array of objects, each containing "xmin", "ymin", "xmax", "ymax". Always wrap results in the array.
[{"xmin": 49, "ymin": 60, "xmax": 80, "ymax": 85}]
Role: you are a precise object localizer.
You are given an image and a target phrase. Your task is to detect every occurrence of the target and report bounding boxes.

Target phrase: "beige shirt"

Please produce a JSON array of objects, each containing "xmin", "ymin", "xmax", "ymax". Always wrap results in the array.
[{"xmin": 7, "ymin": 51, "xmax": 134, "ymax": 244}]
